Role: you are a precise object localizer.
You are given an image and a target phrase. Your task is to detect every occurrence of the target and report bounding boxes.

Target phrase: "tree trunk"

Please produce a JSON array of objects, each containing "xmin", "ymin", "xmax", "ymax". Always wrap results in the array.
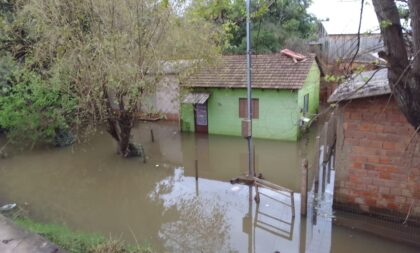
[
  {"xmin": 102, "ymin": 85, "xmax": 144, "ymax": 158},
  {"xmin": 372, "ymin": 0, "xmax": 420, "ymax": 130},
  {"xmin": 106, "ymin": 109, "xmax": 147, "ymax": 158},
  {"xmin": 107, "ymin": 111, "xmax": 133, "ymax": 156}
]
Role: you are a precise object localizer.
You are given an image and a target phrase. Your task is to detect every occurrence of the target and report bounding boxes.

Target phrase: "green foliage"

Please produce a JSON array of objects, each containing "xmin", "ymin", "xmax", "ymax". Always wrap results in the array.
[
  {"xmin": 234, "ymin": 28, "xmax": 281, "ymax": 54},
  {"xmin": 0, "ymin": 0, "xmax": 219, "ymax": 147},
  {"xmin": 186, "ymin": 0, "xmax": 317, "ymax": 54},
  {"xmin": 14, "ymin": 217, "xmax": 153, "ymax": 253},
  {"xmin": 0, "ymin": 61, "xmax": 75, "ymax": 145},
  {"xmin": 0, "ymin": 54, "xmax": 17, "ymax": 93},
  {"xmin": 324, "ymin": 74, "xmax": 345, "ymax": 84},
  {"xmin": 0, "ymin": 0, "xmax": 17, "ymax": 23},
  {"xmin": 354, "ymin": 64, "xmax": 366, "ymax": 74}
]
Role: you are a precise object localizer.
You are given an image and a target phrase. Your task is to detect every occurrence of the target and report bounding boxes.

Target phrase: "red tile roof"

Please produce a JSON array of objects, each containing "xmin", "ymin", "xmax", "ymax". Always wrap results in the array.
[{"xmin": 186, "ymin": 52, "xmax": 316, "ymax": 90}]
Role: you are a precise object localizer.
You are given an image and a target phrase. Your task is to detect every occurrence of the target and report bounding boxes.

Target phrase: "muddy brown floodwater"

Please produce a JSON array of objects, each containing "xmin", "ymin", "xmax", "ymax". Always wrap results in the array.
[{"xmin": 0, "ymin": 122, "xmax": 418, "ymax": 253}]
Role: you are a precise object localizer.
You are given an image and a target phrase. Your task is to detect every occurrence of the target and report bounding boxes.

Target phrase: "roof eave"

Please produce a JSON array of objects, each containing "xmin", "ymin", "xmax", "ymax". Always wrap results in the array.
[
  {"xmin": 328, "ymin": 90, "xmax": 392, "ymax": 103},
  {"xmin": 182, "ymin": 85, "xmax": 302, "ymax": 90}
]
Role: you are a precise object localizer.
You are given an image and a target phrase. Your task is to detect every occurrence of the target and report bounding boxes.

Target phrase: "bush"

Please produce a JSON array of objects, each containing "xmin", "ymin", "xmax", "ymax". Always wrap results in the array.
[{"xmin": 0, "ymin": 62, "xmax": 75, "ymax": 145}]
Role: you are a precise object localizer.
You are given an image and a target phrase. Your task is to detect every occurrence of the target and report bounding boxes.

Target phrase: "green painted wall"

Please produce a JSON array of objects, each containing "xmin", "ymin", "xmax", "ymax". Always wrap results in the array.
[
  {"xmin": 181, "ymin": 88, "xmax": 300, "ymax": 140},
  {"xmin": 206, "ymin": 88, "xmax": 300, "ymax": 140},
  {"xmin": 297, "ymin": 62, "xmax": 321, "ymax": 124},
  {"xmin": 181, "ymin": 61, "xmax": 321, "ymax": 141},
  {"xmin": 180, "ymin": 103, "xmax": 195, "ymax": 132}
]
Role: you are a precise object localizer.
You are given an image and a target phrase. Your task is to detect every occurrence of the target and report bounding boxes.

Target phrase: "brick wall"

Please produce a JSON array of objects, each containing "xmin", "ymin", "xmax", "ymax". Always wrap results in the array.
[{"xmin": 334, "ymin": 95, "xmax": 420, "ymax": 221}]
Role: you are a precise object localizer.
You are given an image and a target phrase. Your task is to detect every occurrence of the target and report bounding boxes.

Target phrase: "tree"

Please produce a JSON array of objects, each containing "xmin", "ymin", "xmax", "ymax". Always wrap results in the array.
[
  {"xmin": 1, "ymin": 0, "xmax": 220, "ymax": 156},
  {"xmin": 371, "ymin": 0, "xmax": 420, "ymax": 130},
  {"xmin": 186, "ymin": 0, "xmax": 317, "ymax": 54},
  {"xmin": 0, "ymin": 57, "xmax": 75, "ymax": 145}
]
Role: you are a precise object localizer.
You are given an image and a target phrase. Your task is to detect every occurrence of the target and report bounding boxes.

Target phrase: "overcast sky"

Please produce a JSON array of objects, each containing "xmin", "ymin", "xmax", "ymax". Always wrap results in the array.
[{"xmin": 308, "ymin": 0, "xmax": 380, "ymax": 35}]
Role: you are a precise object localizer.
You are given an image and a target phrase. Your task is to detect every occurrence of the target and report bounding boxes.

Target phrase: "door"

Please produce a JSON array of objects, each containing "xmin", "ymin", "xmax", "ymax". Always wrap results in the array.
[{"xmin": 194, "ymin": 102, "xmax": 208, "ymax": 133}]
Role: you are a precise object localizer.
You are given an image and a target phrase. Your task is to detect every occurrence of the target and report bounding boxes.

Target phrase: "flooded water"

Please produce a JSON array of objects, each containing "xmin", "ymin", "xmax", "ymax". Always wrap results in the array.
[{"xmin": 0, "ymin": 122, "xmax": 418, "ymax": 253}]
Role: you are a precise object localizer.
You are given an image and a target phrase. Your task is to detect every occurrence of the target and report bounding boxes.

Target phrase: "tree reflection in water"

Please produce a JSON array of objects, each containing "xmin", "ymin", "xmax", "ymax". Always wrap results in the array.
[{"xmin": 149, "ymin": 168, "xmax": 234, "ymax": 253}]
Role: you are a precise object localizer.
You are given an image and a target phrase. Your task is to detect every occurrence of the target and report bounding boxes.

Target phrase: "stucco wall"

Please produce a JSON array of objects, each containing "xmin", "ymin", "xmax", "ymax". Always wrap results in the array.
[
  {"xmin": 156, "ymin": 75, "xmax": 180, "ymax": 120},
  {"xmin": 334, "ymin": 96, "xmax": 420, "ymax": 221},
  {"xmin": 181, "ymin": 88, "xmax": 300, "ymax": 140},
  {"xmin": 139, "ymin": 74, "xmax": 180, "ymax": 120},
  {"xmin": 207, "ymin": 88, "xmax": 300, "ymax": 140},
  {"xmin": 180, "ymin": 103, "xmax": 195, "ymax": 132}
]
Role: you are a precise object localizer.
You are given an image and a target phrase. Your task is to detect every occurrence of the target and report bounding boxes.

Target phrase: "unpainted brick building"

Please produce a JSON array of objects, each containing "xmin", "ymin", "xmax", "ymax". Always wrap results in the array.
[{"xmin": 328, "ymin": 69, "xmax": 420, "ymax": 221}]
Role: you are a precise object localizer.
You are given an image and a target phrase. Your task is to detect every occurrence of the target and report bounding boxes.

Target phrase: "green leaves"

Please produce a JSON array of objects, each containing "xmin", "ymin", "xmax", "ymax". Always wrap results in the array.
[
  {"xmin": 161, "ymin": 0, "xmax": 170, "ymax": 9},
  {"xmin": 0, "ymin": 63, "xmax": 75, "ymax": 145},
  {"xmin": 0, "ymin": 0, "xmax": 219, "ymax": 146},
  {"xmin": 185, "ymin": 0, "xmax": 317, "ymax": 54},
  {"xmin": 324, "ymin": 74, "xmax": 345, "ymax": 84}
]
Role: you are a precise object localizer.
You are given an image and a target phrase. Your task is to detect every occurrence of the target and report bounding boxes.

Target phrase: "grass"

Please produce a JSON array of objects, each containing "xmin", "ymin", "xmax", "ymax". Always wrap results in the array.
[{"xmin": 13, "ymin": 217, "xmax": 153, "ymax": 253}]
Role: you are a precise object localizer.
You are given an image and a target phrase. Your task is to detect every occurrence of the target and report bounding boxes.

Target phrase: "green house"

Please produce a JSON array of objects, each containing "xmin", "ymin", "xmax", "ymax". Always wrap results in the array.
[{"xmin": 180, "ymin": 52, "xmax": 321, "ymax": 141}]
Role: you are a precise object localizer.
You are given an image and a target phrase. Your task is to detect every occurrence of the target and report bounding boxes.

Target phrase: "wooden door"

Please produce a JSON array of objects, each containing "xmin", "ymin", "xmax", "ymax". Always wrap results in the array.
[{"xmin": 194, "ymin": 102, "xmax": 208, "ymax": 133}]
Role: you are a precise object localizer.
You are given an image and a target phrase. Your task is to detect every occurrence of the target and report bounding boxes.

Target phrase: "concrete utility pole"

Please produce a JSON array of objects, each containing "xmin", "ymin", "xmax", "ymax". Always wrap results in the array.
[{"xmin": 246, "ymin": 0, "xmax": 253, "ymax": 178}]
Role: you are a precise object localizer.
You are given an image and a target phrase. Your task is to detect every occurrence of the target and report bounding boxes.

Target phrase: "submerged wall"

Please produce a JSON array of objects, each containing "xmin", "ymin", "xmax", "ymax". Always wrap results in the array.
[
  {"xmin": 180, "ymin": 87, "xmax": 301, "ymax": 140},
  {"xmin": 207, "ymin": 88, "xmax": 301, "ymax": 140},
  {"xmin": 297, "ymin": 62, "xmax": 321, "ymax": 136},
  {"xmin": 180, "ymin": 103, "xmax": 195, "ymax": 132},
  {"xmin": 334, "ymin": 96, "xmax": 420, "ymax": 221}
]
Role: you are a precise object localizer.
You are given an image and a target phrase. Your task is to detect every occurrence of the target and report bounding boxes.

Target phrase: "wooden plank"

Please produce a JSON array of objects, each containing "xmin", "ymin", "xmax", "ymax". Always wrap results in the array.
[
  {"xmin": 259, "ymin": 191, "xmax": 292, "ymax": 206},
  {"xmin": 254, "ymin": 178, "xmax": 293, "ymax": 193},
  {"xmin": 301, "ymin": 159, "xmax": 308, "ymax": 217},
  {"xmin": 230, "ymin": 176, "xmax": 255, "ymax": 185},
  {"xmin": 255, "ymin": 182, "xmax": 291, "ymax": 198},
  {"xmin": 322, "ymin": 122, "xmax": 329, "ymax": 162},
  {"xmin": 291, "ymin": 192, "xmax": 295, "ymax": 217},
  {"xmin": 313, "ymin": 136, "xmax": 321, "ymax": 193}
]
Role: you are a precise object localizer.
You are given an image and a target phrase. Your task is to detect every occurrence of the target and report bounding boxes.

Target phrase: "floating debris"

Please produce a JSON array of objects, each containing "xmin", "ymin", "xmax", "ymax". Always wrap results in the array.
[
  {"xmin": 0, "ymin": 203, "xmax": 16, "ymax": 212},
  {"xmin": 155, "ymin": 164, "xmax": 160, "ymax": 167},
  {"xmin": 231, "ymin": 186, "xmax": 241, "ymax": 192}
]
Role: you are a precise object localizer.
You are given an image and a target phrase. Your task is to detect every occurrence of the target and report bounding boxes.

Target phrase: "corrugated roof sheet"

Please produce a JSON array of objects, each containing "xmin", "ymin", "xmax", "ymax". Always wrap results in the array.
[
  {"xmin": 185, "ymin": 53, "xmax": 316, "ymax": 90},
  {"xmin": 328, "ymin": 68, "xmax": 390, "ymax": 103},
  {"xmin": 182, "ymin": 93, "xmax": 210, "ymax": 104}
]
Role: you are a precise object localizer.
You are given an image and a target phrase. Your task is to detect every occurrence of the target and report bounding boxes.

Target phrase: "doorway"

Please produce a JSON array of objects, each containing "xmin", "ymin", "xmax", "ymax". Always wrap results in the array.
[{"xmin": 194, "ymin": 102, "xmax": 208, "ymax": 133}]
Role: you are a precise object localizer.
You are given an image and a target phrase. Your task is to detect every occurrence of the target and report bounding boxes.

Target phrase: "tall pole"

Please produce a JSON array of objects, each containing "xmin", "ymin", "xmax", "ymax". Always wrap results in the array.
[{"xmin": 246, "ymin": 0, "xmax": 253, "ymax": 178}]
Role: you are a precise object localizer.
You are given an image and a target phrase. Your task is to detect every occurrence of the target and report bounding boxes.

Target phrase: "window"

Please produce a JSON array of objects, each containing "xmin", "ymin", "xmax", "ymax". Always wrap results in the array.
[
  {"xmin": 239, "ymin": 98, "xmax": 259, "ymax": 119},
  {"xmin": 303, "ymin": 94, "xmax": 309, "ymax": 116}
]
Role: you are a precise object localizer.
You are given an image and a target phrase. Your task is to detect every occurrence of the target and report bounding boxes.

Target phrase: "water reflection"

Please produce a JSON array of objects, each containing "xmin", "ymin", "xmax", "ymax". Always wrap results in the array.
[
  {"xmin": 0, "ymin": 122, "xmax": 307, "ymax": 253},
  {"xmin": 0, "ymin": 122, "xmax": 418, "ymax": 253},
  {"xmin": 151, "ymin": 169, "xmax": 232, "ymax": 252},
  {"xmin": 254, "ymin": 189, "xmax": 295, "ymax": 240},
  {"xmin": 150, "ymin": 169, "xmax": 300, "ymax": 253},
  {"xmin": 305, "ymin": 146, "xmax": 334, "ymax": 253}
]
